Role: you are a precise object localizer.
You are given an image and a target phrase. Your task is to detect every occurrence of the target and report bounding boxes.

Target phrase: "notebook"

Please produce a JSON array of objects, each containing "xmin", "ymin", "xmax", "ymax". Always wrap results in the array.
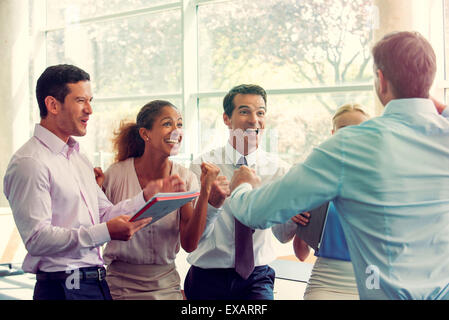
[
  {"xmin": 295, "ymin": 202, "xmax": 330, "ymax": 251},
  {"xmin": 130, "ymin": 190, "xmax": 200, "ymax": 223}
]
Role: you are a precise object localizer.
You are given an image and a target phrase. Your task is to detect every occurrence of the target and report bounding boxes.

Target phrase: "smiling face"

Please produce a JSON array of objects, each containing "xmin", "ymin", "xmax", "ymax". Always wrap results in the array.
[
  {"xmin": 44, "ymin": 80, "xmax": 93, "ymax": 142},
  {"xmin": 142, "ymin": 106, "xmax": 183, "ymax": 157},
  {"xmin": 223, "ymin": 93, "xmax": 266, "ymax": 155}
]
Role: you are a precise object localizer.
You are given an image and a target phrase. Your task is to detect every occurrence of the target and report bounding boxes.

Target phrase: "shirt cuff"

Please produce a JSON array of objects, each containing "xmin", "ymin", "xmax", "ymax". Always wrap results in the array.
[
  {"xmin": 207, "ymin": 203, "xmax": 224, "ymax": 213},
  {"xmin": 89, "ymin": 222, "xmax": 111, "ymax": 247},
  {"xmin": 230, "ymin": 182, "xmax": 253, "ymax": 198},
  {"xmin": 206, "ymin": 203, "xmax": 224, "ymax": 221}
]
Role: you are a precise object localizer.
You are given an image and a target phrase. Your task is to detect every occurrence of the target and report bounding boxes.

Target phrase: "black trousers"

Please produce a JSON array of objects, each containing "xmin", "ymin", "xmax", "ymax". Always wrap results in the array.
[
  {"xmin": 33, "ymin": 267, "xmax": 112, "ymax": 300},
  {"xmin": 184, "ymin": 265, "xmax": 275, "ymax": 300}
]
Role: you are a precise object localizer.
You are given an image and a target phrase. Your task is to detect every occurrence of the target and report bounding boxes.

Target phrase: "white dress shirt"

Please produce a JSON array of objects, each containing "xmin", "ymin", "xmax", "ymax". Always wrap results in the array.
[
  {"xmin": 3, "ymin": 124, "xmax": 146, "ymax": 273},
  {"xmin": 187, "ymin": 142, "xmax": 290, "ymax": 269}
]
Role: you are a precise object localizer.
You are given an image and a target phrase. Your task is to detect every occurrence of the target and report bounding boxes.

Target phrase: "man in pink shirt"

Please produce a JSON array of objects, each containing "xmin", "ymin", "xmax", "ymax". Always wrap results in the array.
[{"xmin": 3, "ymin": 64, "xmax": 185, "ymax": 300}]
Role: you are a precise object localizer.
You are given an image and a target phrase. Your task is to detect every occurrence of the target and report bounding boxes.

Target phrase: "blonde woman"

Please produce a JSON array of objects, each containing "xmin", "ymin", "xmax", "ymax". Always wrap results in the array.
[
  {"xmin": 273, "ymin": 103, "xmax": 369, "ymax": 300},
  {"xmin": 303, "ymin": 103, "xmax": 369, "ymax": 299}
]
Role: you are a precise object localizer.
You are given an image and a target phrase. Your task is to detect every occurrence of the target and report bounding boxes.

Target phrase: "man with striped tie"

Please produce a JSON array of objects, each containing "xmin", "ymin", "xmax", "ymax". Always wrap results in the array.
[{"xmin": 184, "ymin": 84, "xmax": 291, "ymax": 300}]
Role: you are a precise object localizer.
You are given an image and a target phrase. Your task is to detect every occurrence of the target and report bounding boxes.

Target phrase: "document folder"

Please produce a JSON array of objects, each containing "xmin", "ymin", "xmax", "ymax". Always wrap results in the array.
[
  {"xmin": 295, "ymin": 202, "xmax": 330, "ymax": 251},
  {"xmin": 130, "ymin": 190, "xmax": 200, "ymax": 223}
]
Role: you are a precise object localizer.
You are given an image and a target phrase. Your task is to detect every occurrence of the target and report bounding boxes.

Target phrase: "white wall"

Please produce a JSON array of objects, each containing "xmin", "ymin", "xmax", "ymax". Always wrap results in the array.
[
  {"xmin": 373, "ymin": 0, "xmax": 445, "ymax": 113},
  {"xmin": 0, "ymin": 0, "xmax": 31, "ymax": 207}
]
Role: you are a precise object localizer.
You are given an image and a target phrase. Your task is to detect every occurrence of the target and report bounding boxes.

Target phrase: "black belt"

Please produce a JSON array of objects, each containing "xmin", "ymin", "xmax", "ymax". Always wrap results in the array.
[{"xmin": 36, "ymin": 267, "xmax": 106, "ymax": 282}]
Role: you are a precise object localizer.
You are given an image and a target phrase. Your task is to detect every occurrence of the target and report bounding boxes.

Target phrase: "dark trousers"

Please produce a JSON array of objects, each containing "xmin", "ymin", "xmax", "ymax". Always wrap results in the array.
[
  {"xmin": 33, "ymin": 268, "xmax": 112, "ymax": 300},
  {"xmin": 184, "ymin": 265, "xmax": 275, "ymax": 300}
]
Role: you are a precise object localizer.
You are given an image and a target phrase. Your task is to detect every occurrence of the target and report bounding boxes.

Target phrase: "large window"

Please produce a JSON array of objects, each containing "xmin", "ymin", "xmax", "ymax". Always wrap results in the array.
[
  {"xmin": 0, "ymin": 0, "xmax": 440, "ymax": 287},
  {"xmin": 42, "ymin": 1, "xmax": 183, "ymax": 167},
  {"xmin": 198, "ymin": 0, "xmax": 373, "ymax": 91},
  {"xmin": 197, "ymin": 0, "xmax": 375, "ymax": 163},
  {"xmin": 21, "ymin": 0, "xmax": 377, "ymax": 265},
  {"xmin": 36, "ymin": 0, "xmax": 376, "ymax": 169}
]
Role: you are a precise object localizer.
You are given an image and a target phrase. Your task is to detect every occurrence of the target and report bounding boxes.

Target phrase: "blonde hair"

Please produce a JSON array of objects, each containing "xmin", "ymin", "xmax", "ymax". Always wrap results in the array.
[{"xmin": 332, "ymin": 103, "xmax": 369, "ymax": 129}]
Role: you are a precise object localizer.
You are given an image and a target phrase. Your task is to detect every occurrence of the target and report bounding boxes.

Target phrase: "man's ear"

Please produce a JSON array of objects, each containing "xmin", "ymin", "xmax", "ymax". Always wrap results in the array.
[
  {"xmin": 377, "ymin": 69, "xmax": 388, "ymax": 95},
  {"xmin": 223, "ymin": 112, "xmax": 231, "ymax": 129},
  {"xmin": 44, "ymin": 96, "xmax": 60, "ymax": 116}
]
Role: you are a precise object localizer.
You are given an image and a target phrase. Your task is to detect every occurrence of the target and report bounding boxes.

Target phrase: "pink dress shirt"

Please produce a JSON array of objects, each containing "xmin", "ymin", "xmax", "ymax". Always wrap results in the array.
[{"xmin": 3, "ymin": 124, "xmax": 146, "ymax": 273}]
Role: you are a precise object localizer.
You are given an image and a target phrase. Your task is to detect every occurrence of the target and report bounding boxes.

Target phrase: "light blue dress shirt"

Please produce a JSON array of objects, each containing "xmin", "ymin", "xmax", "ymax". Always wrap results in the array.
[{"xmin": 229, "ymin": 98, "xmax": 449, "ymax": 299}]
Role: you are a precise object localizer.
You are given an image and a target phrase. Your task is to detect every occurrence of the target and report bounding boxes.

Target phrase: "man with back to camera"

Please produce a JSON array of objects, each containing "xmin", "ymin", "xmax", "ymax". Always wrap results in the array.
[
  {"xmin": 228, "ymin": 31, "xmax": 449, "ymax": 299},
  {"xmin": 3, "ymin": 64, "xmax": 186, "ymax": 300},
  {"xmin": 183, "ymin": 84, "xmax": 295, "ymax": 300}
]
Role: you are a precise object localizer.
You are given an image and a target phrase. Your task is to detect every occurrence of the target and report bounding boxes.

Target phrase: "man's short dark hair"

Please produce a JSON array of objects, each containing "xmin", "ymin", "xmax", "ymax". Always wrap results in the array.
[
  {"xmin": 223, "ymin": 84, "xmax": 267, "ymax": 117},
  {"xmin": 36, "ymin": 64, "xmax": 90, "ymax": 118},
  {"xmin": 372, "ymin": 31, "xmax": 436, "ymax": 99}
]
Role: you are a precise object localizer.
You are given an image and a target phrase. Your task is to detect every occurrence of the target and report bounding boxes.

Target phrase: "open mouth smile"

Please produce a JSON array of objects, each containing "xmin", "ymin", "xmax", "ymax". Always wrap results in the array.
[{"xmin": 245, "ymin": 128, "xmax": 260, "ymax": 135}]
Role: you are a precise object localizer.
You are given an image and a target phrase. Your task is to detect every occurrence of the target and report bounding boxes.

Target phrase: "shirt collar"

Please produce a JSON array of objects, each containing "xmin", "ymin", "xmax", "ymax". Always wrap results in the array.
[
  {"xmin": 383, "ymin": 98, "xmax": 437, "ymax": 116},
  {"xmin": 34, "ymin": 124, "xmax": 80, "ymax": 157},
  {"xmin": 225, "ymin": 141, "xmax": 259, "ymax": 167}
]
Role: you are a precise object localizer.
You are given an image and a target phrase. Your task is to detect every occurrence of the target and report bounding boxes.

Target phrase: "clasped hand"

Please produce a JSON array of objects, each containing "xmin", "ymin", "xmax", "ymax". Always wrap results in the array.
[
  {"xmin": 230, "ymin": 165, "xmax": 261, "ymax": 192},
  {"xmin": 292, "ymin": 212, "xmax": 310, "ymax": 226}
]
